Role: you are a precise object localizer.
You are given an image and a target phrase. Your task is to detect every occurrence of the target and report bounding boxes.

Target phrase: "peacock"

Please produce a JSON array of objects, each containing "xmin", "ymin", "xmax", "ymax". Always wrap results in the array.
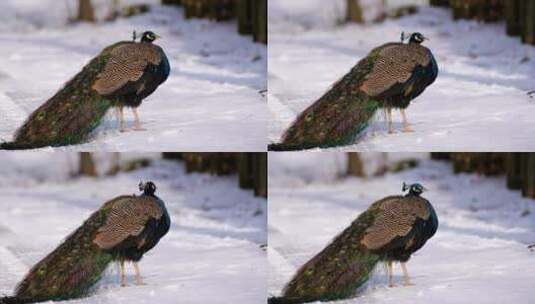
[
  {"xmin": 0, "ymin": 181, "xmax": 170, "ymax": 304},
  {"xmin": 269, "ymin": 32, "xmax": 438, "ymax": 151},
  {"xmin": 268, "ymin": 182, "xmax": 438, "ymax": 304},
  {"xmin": 0, "ymin": 31, "xmax": 170, "ymax": 150}
]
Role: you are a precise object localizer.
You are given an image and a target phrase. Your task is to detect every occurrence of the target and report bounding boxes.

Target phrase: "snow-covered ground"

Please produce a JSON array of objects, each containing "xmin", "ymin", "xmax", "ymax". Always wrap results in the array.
[
  {"xmin": 268, "ymin": 5, "xmax": 535, "ymax": 151},
  {"xmin": 268, "ymin": 153, "xmax": 535, "ymax": 303},
  {"xmin": 0, "ymin": 153, "xmax": 267, "ymax": 303},
  {"xmin": 0, "ymin": 3, "xmax": 267, "ymax": 151}
]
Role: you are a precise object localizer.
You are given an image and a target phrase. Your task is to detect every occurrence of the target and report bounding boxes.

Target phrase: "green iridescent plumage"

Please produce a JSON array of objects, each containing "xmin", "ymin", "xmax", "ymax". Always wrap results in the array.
[{"xmin": 0, "ymin": 43, "xmax": 127, "ymax": 150}]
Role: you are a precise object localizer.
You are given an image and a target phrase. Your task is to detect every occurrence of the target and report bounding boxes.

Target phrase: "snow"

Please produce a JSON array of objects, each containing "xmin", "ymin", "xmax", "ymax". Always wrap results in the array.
[
  {"xmin": 0, "ymin": 154, "xmax": 267, "ymax": 303},
  {"xmin": 268, "ymin": 153, "xmax": 535, "ymax": 303},
  {"xmin": 0, "ymin": 3, "xmax": 266, "ymax": 151},
  {"xmin": 268, "ymin": 5, "xmax": 535, "ymax": 151}
]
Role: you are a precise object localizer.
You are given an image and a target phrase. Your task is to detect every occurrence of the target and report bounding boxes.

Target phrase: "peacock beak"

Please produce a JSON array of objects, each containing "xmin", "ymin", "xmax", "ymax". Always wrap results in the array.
[
  {"xmin": 155, "ymin": 34, "xmax": 161, "ymax": 40},
  {"xmin": 422, "ymin": 186, "xmax": 428, "ymax": 192}
]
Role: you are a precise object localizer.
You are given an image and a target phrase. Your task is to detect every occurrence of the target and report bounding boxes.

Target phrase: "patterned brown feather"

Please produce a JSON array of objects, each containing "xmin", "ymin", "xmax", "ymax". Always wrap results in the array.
[
  {"xmin": 93, "ymin": 195, "xmax": 163, "ymax": 250},
  {"xmin": 92, "ymin": 43, "xmax": 162, "ymax": 96},
  {"xmin": 361, "ymin": 195, "xmax": 431, "ymax": 250},
  {"xmin": 360, "ymin": 43, "xmax": 431, "ymax": 97}
]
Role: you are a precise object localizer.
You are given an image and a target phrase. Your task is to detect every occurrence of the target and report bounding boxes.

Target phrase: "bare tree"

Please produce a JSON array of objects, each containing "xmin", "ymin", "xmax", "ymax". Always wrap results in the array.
[
  {"xmin": 106, "ymin": 153, "xmax": 121, "ymax": 176},
  {"xmin": 79, "ymin": 152, "xmax": 97, "ymax": 177},
  {"xmin": 78, "ymin": 0, "xmax": 96, "ymax": 22},
  {"xmin": 347, "ymin": 153, "xmax": 365, "ymax": 177},
  {"xmin": 106, "ymin": 0, "xmax": 121, "ymax": 21},
  {"xmin": 346, "ymin": 0, "xmax": 364, "ymax": 23},
  {"xmin": 373, "ymin": 152, "xmax": 389, "ymax": 177}
]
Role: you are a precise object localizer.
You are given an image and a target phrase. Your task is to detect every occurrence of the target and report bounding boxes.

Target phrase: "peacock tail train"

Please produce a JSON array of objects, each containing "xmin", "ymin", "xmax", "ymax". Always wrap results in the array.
[
  {"xmin": 270, "ymin": 208, "xmax": 382, "ymax": 303},
  {"xmin": 268, "ymin": 52, "xmax": 382, "ymax": 152},
  {"xmin": 0, "ymin": 203, "xmax": 117, "ymax": 304},
  {"xmin": 0, "ymin": 43, "xmax": 126, "ymax": 150}
]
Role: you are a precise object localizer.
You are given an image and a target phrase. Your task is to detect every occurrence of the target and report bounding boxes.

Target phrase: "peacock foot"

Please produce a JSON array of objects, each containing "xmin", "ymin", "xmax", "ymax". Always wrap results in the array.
[
  {"xmin": 403, "ymin": 281, "xmax": 415, "ymax": 286},
  {"xmin": 388, "ymin": 283, "xmax": 397, "ymax": 288},
  {"xmin": 132, "ymin": 126, "xmax": 147, "ymax": 131},
  {"xmin": 402, "ymin": 126, "xmax": 414, "ymax": 133}
]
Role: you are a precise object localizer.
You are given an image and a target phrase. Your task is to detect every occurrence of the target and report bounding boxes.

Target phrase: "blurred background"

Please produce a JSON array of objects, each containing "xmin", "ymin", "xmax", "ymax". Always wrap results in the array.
[
  {"xmin": 269, "ymin": 152, "xmax": 535, "ymax": 303},
  {"xmin": 0, "ymin": 0, "xmax": 266, "ymax": 43},
  {"xmin": 0, "ymin": 152, "xmax": 267, "ymax": 304},
  {"xmin": 271, "ymin": 0, "xmax": 533, "ymax": 44}
]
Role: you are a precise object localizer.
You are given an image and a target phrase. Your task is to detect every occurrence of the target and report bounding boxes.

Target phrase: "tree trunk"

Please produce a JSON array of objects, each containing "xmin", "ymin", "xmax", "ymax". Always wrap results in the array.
[
  {"xmin": 162, "ymin": 0, "xmax": 182, "ymax": 5},
  {"xmin": 347, "ymin": 153, "xmax": 365, "ymax": 177},
  {"xmin": 79, "ymin": 152, "xmax": 97, "ymax": 177},
  {"xmin": 254, "ymin": 153, "xmax": 267, "ymax": 198},
  {"xmin": 208, "ymin": 0, "xmax": 234, "ymax": 21},
  {"xmin": 430, "ymin": 0, "xmax": 450, "ymax": 6},
  {"xmin": 523, "ymin": 153, "xmax": 535, "ymax": 198},
  {"xmin": 431, "ymin": 152, "xmax": 451, "ymax": 160},
  {"xmin": 106, "ymin": 153, "xmax": 121, "ymax": 176},
  {"xmin": 373, "ymin": 153, "xmax": 389, "ymax": 177},
  {"xmin": 506, "ymin": 153, "xmax": 524, "ymax": 190},
  {"xmin": 238, "ymin": 153, "xmax": 255, "ymax": 189},
  {"xmin": 505, "ymin": 0, "xmax": 523, "ymax": 36},
  {"xmin": 346, "ymin": 0, "xmax": 364, "ymax": 23},
  {"xmin": 524, "ymin": 0, "xmax": 535, "ymax": 44},
  {"xmin": 252, "ymin": 0, "xmax": 267, "ymax": 44},
  {"xmin": 237, "ymin": 0, "xmax": 253, "ymax": 35},
  {"xmin": 78, "ymin": 0, "xmax": 96, "ymax": 22}
]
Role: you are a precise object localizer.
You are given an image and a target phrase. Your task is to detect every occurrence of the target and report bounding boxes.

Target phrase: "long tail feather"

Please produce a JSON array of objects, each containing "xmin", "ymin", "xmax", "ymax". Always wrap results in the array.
[
  {"xmin": 0, "ymin": 142, "xmax": 37, "ymax": 150},
  {"xmin": 280, "ymin": 211, "xmax": 381, "ymax": 302},
  {"xmin": 274, "ymin": 58, "xmax": 381, "ymax": 151},
  {"xmin": 268, "ymin": 295, "xmax": 330, "ymax": 304},
  {"xmin": 267, "ymin": 142, "xmax": 324, "ymax": 151},
  {"xmin": 0, "ymin": 52, "xmax": 114, "ymax": 150},
  {"xmin": 0, "ymin": 296, "xmax": 25, "ymax": 304},
  {"xmin": 11, "ymin": 209, "xmax": 114, "ymax": 302}
]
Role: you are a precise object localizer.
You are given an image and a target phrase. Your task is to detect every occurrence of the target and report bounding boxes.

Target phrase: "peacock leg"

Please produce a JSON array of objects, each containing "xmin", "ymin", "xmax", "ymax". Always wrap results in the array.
[
  {"xmin": 120, "ymin": 259, "xmax": 127, "ymax": 287},
  {"xmin": 400, "ymin": 262, "xmax": 414, "ymax": 286},
  {"xmin": 119, "ymin": 106, "xmax": 126, "ymax": 132},
  {"xmin": 400, "ymin": 109, "xmax": 414, "ymax": 133},
  {"xmin": 387, "ymin": 261, "xmax": 395, "ymax": 287},
  {"xmin": 386, "ymin": 107, "xmax": 394, "ymax": 134},
  {"xmin": 132, "ymin": 108, "xmax": 146, "ymax": 131},
  {"xmin": 133, "ymin": 262, "xmax": 146, "ymax": 285}
]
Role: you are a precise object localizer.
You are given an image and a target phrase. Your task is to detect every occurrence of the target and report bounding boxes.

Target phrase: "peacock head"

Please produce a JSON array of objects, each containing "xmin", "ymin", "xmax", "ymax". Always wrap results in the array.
[
  {"xmin": 408, "ymin": 32, "xmax": 428, "ymax": 44},
  {"xmin": 139, "ymin": 181, "xmax": 157, "ymax": 195},
  {"xmin": 402, "ymin": 182, "xmax": 427, "ymax": 196},
  {"xmin": 141, "ymin": 31, "xmax": 161, "ymax": 43}
]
